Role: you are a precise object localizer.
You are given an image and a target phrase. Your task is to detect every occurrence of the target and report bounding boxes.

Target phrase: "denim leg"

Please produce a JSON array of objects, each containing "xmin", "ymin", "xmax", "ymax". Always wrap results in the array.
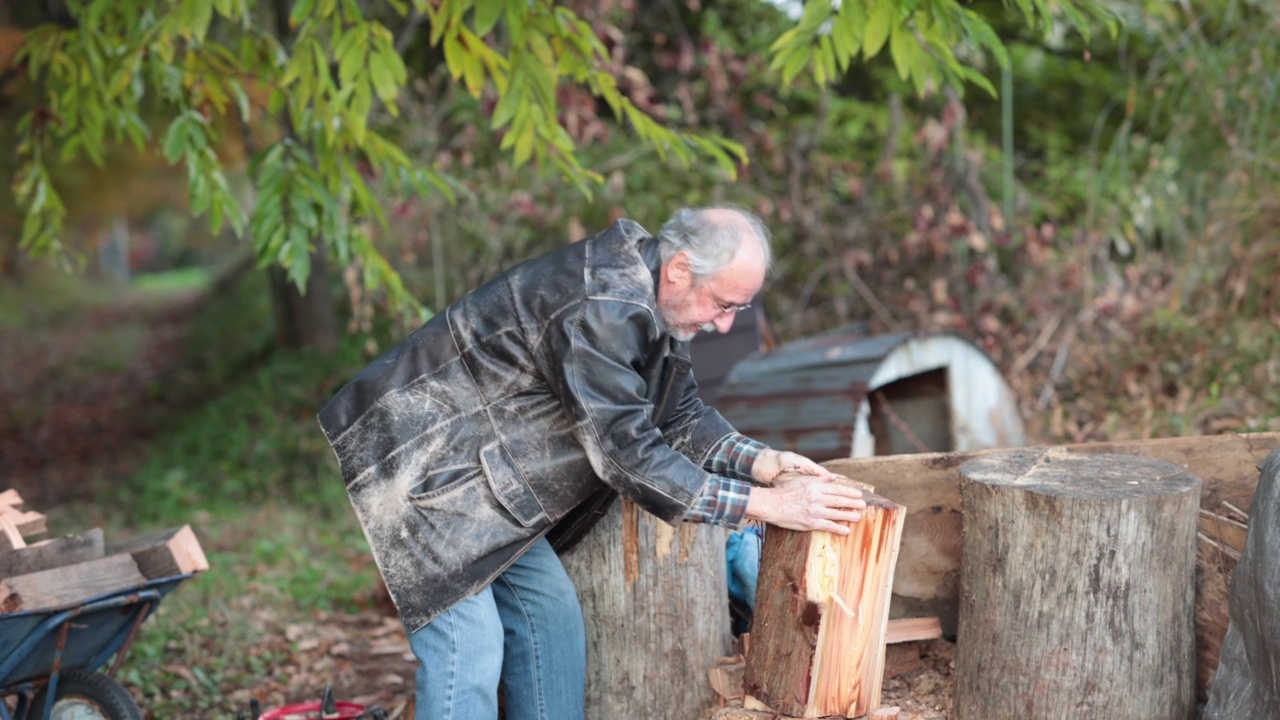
[
  {"xmin": 491, "ymin": 537, "xmax": 587, "ymax": 720},
  {"xmin": 407, "ymin": 585, "xmax": 504, "ymax": 720}
]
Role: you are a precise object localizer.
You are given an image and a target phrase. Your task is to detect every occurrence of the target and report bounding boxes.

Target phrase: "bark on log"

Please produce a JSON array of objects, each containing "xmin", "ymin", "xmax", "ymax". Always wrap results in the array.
[
  {"xmin": 0, "ymin": 528, "xmax": 105, "ymax": 579},
  {"xmin": 0, "ymin": 554, "xmax": 147, "ymax": 613},
  {"xmin": 956, "ymin": 449, "xmax": 1200, "ymax": 720},
  {"xmin": 559, "ymin": 499, "xmax": 732, "ymax": 720}
]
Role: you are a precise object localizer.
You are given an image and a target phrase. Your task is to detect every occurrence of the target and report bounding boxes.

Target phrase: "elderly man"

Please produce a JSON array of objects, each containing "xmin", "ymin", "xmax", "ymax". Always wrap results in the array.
[{"xmin": 317, "ymin": 206, "xmax": 866, "ymax": 720}]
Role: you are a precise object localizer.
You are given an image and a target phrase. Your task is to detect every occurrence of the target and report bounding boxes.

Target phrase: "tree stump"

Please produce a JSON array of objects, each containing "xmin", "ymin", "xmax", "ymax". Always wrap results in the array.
[
  {"xmin": 559, "ymin": 498, "xmax": 731, "ymax": 719},
  {"xmin": 956, "ymin": 449, "xmax": 1200, "ymax": 720}
]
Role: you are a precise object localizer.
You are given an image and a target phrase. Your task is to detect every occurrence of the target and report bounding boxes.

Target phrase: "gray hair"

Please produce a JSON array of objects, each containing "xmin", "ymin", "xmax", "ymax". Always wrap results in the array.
[{"xmin": 656, "ymin": 206, "xmax": 772, "ymax": 281}]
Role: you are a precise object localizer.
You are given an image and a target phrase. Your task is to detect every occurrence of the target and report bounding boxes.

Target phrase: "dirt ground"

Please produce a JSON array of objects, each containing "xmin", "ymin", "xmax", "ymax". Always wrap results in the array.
[{"xmin": 231, "ymin": 606, "xmax": 955, "ymax": 719}]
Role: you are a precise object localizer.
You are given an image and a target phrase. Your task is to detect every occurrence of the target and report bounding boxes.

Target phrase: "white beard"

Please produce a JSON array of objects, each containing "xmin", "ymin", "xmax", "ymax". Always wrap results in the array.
[{"xmin": 671, "ymin": 322, "xmax": 718, "ymax": 341}]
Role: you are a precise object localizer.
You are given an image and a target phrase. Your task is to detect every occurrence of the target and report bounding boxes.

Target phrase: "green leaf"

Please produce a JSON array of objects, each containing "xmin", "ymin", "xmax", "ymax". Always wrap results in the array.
[
  {"xmin": 864, "ymin": 0, "xmax": 894, "ymax": 59},
  {"xmin": 889, "ymin": 22, "xmax": 911, "ymax": 81},
  {"xmin": 960, "ymin": 64, "xmax": 997, "ymax": 97},
  {"xmin": 780, "ymin": 47, "xmax": 811, "ymax": 86},
  {"xmin": 474, "ymin": 0, "xmax": 502, "ymax": 36},
  {"xmin": 443, "ymin": 31, "xmax": 464, "ymax": 79},
  {"xmin": 162, "ymin": 115, "xmax": 191, "ymax": 163},
  {"xmin": 505, "ymin": 0, "xmax": 525, "ymax": 41}
]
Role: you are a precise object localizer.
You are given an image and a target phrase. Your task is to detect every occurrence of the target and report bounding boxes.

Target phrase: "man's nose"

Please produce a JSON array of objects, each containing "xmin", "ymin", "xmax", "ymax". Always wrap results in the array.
[{"xmin": 714, "ymin": 314, "xmax": 735, "ymax": 333}]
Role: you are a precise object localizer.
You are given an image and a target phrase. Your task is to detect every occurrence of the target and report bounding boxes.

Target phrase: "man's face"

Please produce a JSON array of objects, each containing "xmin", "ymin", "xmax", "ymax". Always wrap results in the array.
[{"xmin": 658, "ymin": 247, "xmax": 765, "ymax": 341}]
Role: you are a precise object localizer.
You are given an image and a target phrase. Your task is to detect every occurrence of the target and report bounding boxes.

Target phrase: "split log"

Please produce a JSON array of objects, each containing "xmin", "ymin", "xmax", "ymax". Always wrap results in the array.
[
  {"xmin": 744, "ymin": 490, "xmax": 906, "ymax": 718},
  {"xmin": 106, "ymin": 524, "xmax": 209, "ymax": 579},
  {"xmin": 0, "ymin": 515, "xmax": 24, "ymax": 551},
  {"xmin": 885, "ymin": 616, "xmax": 942, "ymax": 644},
  {"xmin": 822, "ymin": 430, "xmax": 1280, "ymax": 636},
  {"xmin": 0, "ymin": 554, "xmax": 147, "ymax": 613},
  {"xmin": 955, "ymin": 449, "xmax": 1199, "ymax": 719},
  {"xmin": 0, "ymin": 528, "xmax": 105, "ymax": 579},
  {"xmin": 709, "ymin": 656, "xmax": 746, "ymax": 702},
  {"xmin": 559, "ymin": 499, "xmax": 731, "ymax": 719},
  {"xmin": 0, "ymin": 506, "xmax": 46, "ymax": 538}
]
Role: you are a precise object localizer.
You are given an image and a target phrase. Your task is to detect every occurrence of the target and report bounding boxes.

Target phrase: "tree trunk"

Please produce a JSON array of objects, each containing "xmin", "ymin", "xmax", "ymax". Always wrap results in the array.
[
  {"xmin": 559, "ymin": 499, "xmax": 732, "ymax": 720},
  {"xmin": 269, "ymin": 245, "xmax": 337, "ymax": 353},
  {"xmin": 956, "ymin": 449, "xmax": 1200, "ymax": 720}
]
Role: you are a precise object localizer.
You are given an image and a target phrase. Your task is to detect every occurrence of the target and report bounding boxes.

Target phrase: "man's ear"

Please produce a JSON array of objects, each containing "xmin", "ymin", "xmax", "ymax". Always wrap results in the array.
[{"xmin": 665, "ymin": 250, "xmax": 692, "ymax": 286}]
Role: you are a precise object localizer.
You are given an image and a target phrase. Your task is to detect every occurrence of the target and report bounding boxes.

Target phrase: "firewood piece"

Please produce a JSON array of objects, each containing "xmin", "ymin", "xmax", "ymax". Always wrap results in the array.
[
  {"xmin": 868, "ymin": 707, "xmax": 902, "ymax": 719},
  {"xmin": 0, "ymin": 529, "xmax": 105, "ymax": 579},
  {"xmin": 956, "ymin": 449, "xmax": 1200, "ymax": 720},
  {"xmin": 744, "ymin": 491, "xmax": 906, "ymax": 718},
  {"xmin": 0, "ymin": 515, "xmax": 25, "ymax": 551},
  {"xmin": 0, "ymin": 554, "xmax": 147, "ymax": 613},
  {"xmin": 708, "ymin": 657, "xmax": 746, "ymax": 702},
  {"xmin": 1199, "ymin": 509, "xmax": 1249, "ymax": 553},
  {"xmin": 0, "ymin": 506, "xmax": 46, "ymax": 537},
  {"xmin": 885, "ymin": 616, "xmax": 943, "ymax": 644},
  {"xmin": 106, "ymin": 524, "xmax": 209, "ymax": 579},
  {"xmin": 0, "ymin": 488, "xmax": 22, "ymax": 508}
]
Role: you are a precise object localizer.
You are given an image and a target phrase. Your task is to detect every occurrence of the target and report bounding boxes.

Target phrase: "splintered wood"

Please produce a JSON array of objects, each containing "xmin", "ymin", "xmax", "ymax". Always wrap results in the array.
[
  {"xmin": 744, "ymin": 487, "xmax": 906, "ymax": 718},
  {"xmin": 0, "ymin": 488, "xmax": 209, "ymax": 614}
]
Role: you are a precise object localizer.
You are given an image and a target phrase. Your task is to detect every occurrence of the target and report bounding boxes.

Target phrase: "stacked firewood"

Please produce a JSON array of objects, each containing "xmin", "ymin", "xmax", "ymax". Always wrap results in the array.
[
  {"xmin": 0, "ymin": 488, "xmax": 208, "ymax": 614},
  {"xmin": 1197, "ymin": 501, "xmax": 1248, "ymax": 699}
]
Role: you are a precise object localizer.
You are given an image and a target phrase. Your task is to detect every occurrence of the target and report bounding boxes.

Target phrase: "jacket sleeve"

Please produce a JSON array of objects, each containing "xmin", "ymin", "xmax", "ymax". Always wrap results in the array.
[
  {"xmin": 657, "ymin": 362, "xmax": 738, "ymax": 465},
  {"xmin": 540, "ymin": 299, "xmax": 713, "ymax": 523}
]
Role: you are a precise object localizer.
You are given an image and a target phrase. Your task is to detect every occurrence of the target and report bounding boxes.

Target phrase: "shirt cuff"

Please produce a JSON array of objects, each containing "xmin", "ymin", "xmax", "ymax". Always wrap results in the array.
[
  {"xmin": 705, "ymin": 433, "xmax": 768, "ymax": 483},
  {"xmin": 681, "ymin": 474, "xmax": 753, "ymax": 527}
]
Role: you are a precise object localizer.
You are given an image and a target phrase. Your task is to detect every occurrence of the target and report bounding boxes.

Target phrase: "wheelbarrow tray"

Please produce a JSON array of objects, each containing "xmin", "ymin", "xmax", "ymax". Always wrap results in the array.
[{"xmin": 0, "ymin": 574, "xmax": 190, "ymax": 690}]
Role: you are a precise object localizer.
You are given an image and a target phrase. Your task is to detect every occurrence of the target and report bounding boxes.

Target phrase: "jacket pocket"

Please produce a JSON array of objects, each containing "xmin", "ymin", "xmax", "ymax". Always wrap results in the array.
[
  {"xmin": 406, "ymin": 464, "xmax": 484, "ymax": 507},
  {"xmin": 480, "ymin": 441, "xmax": 548, "ymax": 528}
]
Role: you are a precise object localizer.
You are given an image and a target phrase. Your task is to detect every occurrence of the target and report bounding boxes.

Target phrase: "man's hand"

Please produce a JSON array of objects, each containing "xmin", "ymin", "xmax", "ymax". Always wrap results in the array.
[
  {"xmin": 752, "ymin": 448, "xmax": 835, "ymax": 485},
  {"xmin": 744, "ymin": 475, "xmax": 866, "ymax": 535}
]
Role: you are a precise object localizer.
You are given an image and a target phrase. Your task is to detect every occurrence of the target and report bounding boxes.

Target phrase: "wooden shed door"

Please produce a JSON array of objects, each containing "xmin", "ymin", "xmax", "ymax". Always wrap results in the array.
[{"xmin": 868, "ymin": 367, "xmax": 953, "ymax": 456}]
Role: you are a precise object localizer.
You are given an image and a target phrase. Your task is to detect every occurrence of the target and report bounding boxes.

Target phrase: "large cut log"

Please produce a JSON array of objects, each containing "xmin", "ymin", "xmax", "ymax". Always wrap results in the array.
[
  {"xmin": 0, "ymin": 528, "xmax": 105, "ymax": 579},
  {"xmin": 106, "ymin": 524, "xmax": 209, "ymax": 579},
  {"xmin": 955, "ymin": 449, "xmax": 1200, "ymax": 720},
  {"xmin": 822, "ymin": 431, "xmax": 1280, "ymax": 636},
  {"xmin": 0, "ymin": 554, "xmax": 148, "ymax": 613},
  {"xmin": 743, "ymin": 490, "xmax": 906, "ymax": 718},
  {"xmin": 558, "ymin": 498, "xmax": 731, "ymax": 719}
]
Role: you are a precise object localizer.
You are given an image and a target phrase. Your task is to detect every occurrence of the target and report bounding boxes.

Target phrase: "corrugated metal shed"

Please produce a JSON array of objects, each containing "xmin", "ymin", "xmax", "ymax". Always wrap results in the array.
[{"xmin": 713, "ymin": 327, "xmax": 1025, "ymax": 462}]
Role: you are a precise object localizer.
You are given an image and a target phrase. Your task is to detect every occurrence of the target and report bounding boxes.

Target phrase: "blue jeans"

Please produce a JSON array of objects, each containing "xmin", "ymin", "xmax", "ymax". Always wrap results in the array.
[{"xmin": 406, "ymin": 537, "xmax": 586, "ymax": 720}]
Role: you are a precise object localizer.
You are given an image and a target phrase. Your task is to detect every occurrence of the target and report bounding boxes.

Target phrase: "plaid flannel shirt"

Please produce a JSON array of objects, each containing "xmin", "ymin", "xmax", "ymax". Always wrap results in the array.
[{"xmin": 681, "ymin": 433, "xmax": 768, "ymax": 527}]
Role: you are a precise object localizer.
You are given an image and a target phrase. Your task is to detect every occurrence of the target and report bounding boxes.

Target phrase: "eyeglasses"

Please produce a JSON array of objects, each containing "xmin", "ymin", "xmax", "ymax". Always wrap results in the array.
[{"xmin": 710, "ymin": 293, "xmax": 752, "ymax": 316}]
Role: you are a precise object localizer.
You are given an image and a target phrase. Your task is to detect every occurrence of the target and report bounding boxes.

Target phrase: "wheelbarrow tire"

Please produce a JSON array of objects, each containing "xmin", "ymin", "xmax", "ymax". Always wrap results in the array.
[{"xmin": 28, "ymin": 669, "xmax": 143, "ymax": 720}]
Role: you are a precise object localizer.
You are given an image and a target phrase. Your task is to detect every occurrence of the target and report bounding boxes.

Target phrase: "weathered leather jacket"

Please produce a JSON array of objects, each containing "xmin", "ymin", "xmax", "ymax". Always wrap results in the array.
[{"xmin": 317, "ymin": 219, "xmax": 736, "ymax": 631}]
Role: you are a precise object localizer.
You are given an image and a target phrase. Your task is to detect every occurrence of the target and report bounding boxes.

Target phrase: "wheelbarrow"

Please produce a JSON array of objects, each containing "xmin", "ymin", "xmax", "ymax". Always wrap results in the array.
[{"xmin": 0, "ymin": 573, "xmax": 191, "ymax": 720}]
